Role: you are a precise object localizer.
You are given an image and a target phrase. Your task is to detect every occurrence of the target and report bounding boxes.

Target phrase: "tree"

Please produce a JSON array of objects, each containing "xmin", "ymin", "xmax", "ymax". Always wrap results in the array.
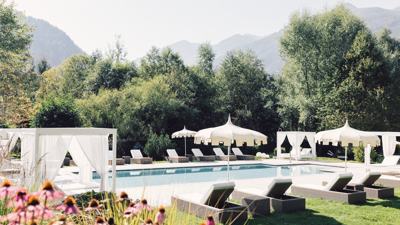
[
  {"xmin": 88, "ymin": 59, "xmax": 137, "ymax": 93},
  {"xmin": 143, "ymin": 131, "xmax": 175, "ymax": 160},
  {"xmin": 37, "ymin": 59, "xmax": 51, "ymax": 74},
  {"xmin": 31, "ymin": 96, "xmax": 81, "ymax": 127},
  {"xmin": 0, "ymin": 2, "xmax": 34, "ymax": 126},
  {"xmin": 139, "ymin": 47, "xmax": 187, "ymax": 79},
  {"xmin": 216, "ymin": 50, "xmax": 280, "ymax": 141},
  {"xmin": 279, "ymin": 5, "xmax": 389, "ymax": 131},
  {"xmin": 197, "ymin": 43, "xmax": 215, "ymax": 76}
]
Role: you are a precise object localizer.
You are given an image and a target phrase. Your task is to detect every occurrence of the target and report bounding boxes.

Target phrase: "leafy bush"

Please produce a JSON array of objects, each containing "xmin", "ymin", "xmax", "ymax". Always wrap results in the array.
[
  {"xmin": 31, "ymin": 96, "xmax": 81, "ymax": 127},
  {"xmin": 353, "ymin": 145, "xmax": 364, "ymax": 162},
  {"xmin": 144, "ymin": 131, "xmax": 175, "ymax": 160}
]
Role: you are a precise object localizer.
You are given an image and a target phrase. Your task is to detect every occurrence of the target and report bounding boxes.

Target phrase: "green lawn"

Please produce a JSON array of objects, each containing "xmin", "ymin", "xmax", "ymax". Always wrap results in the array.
[
  {"xmin": 246, "ymin": 189, "xmax": 400, "ymax": 225},
  {"xmin": 315, "ymin": 157, "xmax": 356, "ymax": 163}
]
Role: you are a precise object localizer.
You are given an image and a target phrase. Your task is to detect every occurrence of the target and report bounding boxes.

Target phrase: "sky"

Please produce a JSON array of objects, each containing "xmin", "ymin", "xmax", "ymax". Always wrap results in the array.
[{"xmin": 12, "ymin": 0, "xmax": 400, "ymax": 59}]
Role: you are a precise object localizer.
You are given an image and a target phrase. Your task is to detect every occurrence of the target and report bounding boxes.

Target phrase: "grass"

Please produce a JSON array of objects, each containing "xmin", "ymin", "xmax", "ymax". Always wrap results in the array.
[
  {"xmin": 315, "ymin": 157, "xmax": 356, "ymax": 163},
  {"xmin": 245, "ymin": 189, "xmax": 400, "ymax": 225}
]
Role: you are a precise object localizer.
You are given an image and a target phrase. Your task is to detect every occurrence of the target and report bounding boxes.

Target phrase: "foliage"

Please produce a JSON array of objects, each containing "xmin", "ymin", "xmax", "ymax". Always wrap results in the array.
[
  {"xmin": 197, "ymin": 42, "xmax": 215, "ymax": 77},
  {"xmin": 143, "ymin": 131, "xmax": 175, "ymax": 160},
  {"xmin": 0, "ymin": 1, "xmax": 36, "ymax": 126},
  {"xmin": 87, "ymin": 59, "xmax": 137, "ymax": 94},
  {"xmin": 37, "ymin": 59, "xmax": 51, "ymax": 74},
  {"xmin": 353, "ymin": 145, "xmax": 364, "ymax": 162},
  {"xmin": 31, "ymin": 96, "xmax": 81, "ymax": 127},
  {"xmin": 216, "ymin": 50, "xmax": 280, "ymax": 143},
  {"xmin": 279, "ymin": 5, "xmax": 390, "ymax": 131}
]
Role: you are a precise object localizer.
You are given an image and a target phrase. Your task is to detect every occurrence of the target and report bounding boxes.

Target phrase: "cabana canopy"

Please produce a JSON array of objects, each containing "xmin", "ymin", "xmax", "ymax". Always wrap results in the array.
[
  {"xmin": 276, "ymin": 131, "xmax": 316, "ymax": 160},
  {"xmin": 368, "ymin": 132, "xmax": 400, "ymax": 157},
  {"xmin": 0, "ymin": 128, "xmax": 117, "ymax": 192}
]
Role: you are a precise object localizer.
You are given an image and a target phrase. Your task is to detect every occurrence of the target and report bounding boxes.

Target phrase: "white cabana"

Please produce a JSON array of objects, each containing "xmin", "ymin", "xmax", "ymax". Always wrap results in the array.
[
  {"xmin": 0, "ymin": 128, "xmax": 117, "ymax": 192},
  {"xmin": 315, "ymin": 120, "xmax": 380, "ymax": 170},
  {"xmin": 194, "ymin": 115, "xmax": 267, "ymax": 180},
  {"xmin": 368, "ymin": 132, "xmax": 400, "ymax": 157},
  {"xmin": 171, "ymin": 126, "xmax": 197, "ymax": 156},
  {"xmin": 276, "ymin": 131, "xmax": 316, "ymax": 160}
]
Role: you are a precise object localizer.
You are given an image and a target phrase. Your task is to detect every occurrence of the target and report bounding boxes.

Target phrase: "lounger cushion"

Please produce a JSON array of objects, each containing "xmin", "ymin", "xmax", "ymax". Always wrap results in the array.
[
  {"xmin": 324, "ymin": 173, "xmax": 353, "ymax": 191},
  {"xmin": 192, "ymin": 148, "xmax": 204, "ymax": 156},
  {"xmin": 213, "ymin": 148, "xmax": 226, "ymax": 156},
  {"xmin": 359, "ymin": 172, "xmax": 381, "ymax": 186},
  {"xmin": 232, "ymin": 148, "xmax": 243, "ymax": 156},
  {"xmin": 167, "ymin": 149, "xmax": 179, "ymax": 157},
  {"xmin": 201, "ymin": 182, "xmax": 235, "ymax": 208},
  {"xmin": 265, "ymin": 178, "xmax": 292, "ymax": 197},
  {"xmin": 130, "ymin": 149, "xmax": 144, "ymax": 158}
]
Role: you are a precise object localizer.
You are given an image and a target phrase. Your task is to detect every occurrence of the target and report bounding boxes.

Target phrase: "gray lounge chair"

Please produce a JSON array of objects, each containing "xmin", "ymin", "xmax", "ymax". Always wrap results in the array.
[
  {"xmin": 232, "ymin": 178, "xmax": 305, "ymax": 213},
  {"xmin": 291, "ymin": 173, "xmax": 366, "ymax": 204},
  {"xmin": 166, "ymin": 149, "xmax": 189, "ymax": 163},
  {"xmin": 346, "ymin": 172, "xmax": 394, "ymax": 199},
  {"xmin": 171, "ymin": 182, "xmax": 247, "ymax": 225},
  {"xmin": 130, "ymin": 149, "xmax": 153, "ymax": 164},
  {"xmin": 213, "ymin": 148, "xmax": 237, "ymax": 161},
  {"xmin": 232, "ymin": 148, "xmax": 255, "ymax": 160},
  {"xmin": 192, "ymin": 148, "xmax": 215, "ymax": 161}
]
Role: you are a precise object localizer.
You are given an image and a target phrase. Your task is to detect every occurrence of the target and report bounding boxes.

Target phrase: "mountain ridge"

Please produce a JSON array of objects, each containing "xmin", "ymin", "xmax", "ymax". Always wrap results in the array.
[{"xmin": 168, "ymin": 4, "xmax": 400, "ymax": 74}]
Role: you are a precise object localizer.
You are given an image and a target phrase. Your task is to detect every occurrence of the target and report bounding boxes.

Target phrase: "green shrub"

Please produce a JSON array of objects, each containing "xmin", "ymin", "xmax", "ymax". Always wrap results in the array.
[
  {"xmin": 371, "ymin": 150, "xmax": 383, "ymax": 163},
  {"xmin": 353, "ymin": 145, "xmax": 364, "ymax": 162},
  {"xmin": 144, "ymin": 131, "xmax": 175, "ymax": 160},
  {"xmin": 31, "ymin": 96, "xmax": 81, "ymax": 127}
]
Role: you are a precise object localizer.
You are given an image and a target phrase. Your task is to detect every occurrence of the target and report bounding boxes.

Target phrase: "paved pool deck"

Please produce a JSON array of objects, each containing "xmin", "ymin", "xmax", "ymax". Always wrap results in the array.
[{"xmin": 56, "ymin": 159, "xmax": 400, "ymax": 206}]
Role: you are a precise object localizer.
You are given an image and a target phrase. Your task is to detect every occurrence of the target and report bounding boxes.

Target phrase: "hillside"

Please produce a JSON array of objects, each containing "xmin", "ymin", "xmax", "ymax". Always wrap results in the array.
[{"xmin": 26, "ymin": 16, "xmax": 84, "ymax": 67}]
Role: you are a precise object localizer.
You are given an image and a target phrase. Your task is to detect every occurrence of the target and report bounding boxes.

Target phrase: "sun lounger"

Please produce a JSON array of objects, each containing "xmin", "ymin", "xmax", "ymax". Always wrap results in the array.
[
  {"xmin": 171, "ymin": 182, "xmax": 247, "ymax": 225},
  {"xmin": 191, "ymin": 148, "xmax": 215, "ymax": 161},
  {"xmin": 130, "ymin": 149, "xmax": 153, "ymax": 164},
  {"xmin": 213, "ymin": 148, "xmax": 237, "ymax": 161},
  {"xmin": 232, "ymin": 178, "xmax": 305, "ymax": 213},
  {"xmin": 166, "ymin": 149, "xmax": 189, "ymax": 163},
  {"xmin": 291, "ymin": 173, "xmax": 366, "ymax": 204},
  {"xmin": 256, "ymin": 152, "xmax": 270, "ymax": 159},
  {"xmin": 232, "ymin": 148, "xmax": 255, "ymax": 160},
  {"xmin": 346, "ymin": 172, "xmax": 394, "ymax": 199},
  {"xmin": 107, "ymin": 151, "xmax": 125, "ymax": 165}
]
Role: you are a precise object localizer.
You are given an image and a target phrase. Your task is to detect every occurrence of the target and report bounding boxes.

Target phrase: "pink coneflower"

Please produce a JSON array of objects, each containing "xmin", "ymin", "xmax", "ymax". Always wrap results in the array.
[
  {"xmin": 144, "ymin": 218, "xmax": 153, "ymax": 225},
  {"xmin": 0, "ymin": 179, "xmax": 16, "ymax": 199},
  {"xmin": 117, "ymin": 191, "xmax": 131, "ymax": 204},
  {"xmin": 25, "ymin": 195, "xmax": 52, "ymax": 221},
  {"xmin": 38, "ymin": 180, "xmax": 64, "ymax": 202},
  {"xmin": 85, "ymin": 199, "xmax": 102, "ymax": 213},
  {"xmin": 206, "ymin": 215, "xmax": 215, "ymax": 225},
  {"xmin": 94, "ymin": 217, "xmax": 107, "ymax": 225},
  {"xmin": 136, "ymin": 199, "xmax": 152, "ymax": 212},
  {"xmin": 56, "ymin": 196, "xmax": 80, "ymax": 215},
  {"xmin": 9, "ymin": 188, "xmax": 29, "ymax": 209},
  {"xmin": 49, "ymin": 215, "xmax": 75, "ymax": 225},
  {"xmin": 154, "ymin": 206, "xmax": 166, "ymax": 225},
  {"xmin": 123, "ymin": 202, "xmax": 139, "ymax": 218}
]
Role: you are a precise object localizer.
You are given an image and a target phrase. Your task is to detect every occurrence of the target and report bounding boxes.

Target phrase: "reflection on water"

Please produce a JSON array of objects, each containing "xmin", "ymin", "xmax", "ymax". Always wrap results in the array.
[{"xmin": 93, "ymin": 164, "xmax": 331, "ymax": 188}]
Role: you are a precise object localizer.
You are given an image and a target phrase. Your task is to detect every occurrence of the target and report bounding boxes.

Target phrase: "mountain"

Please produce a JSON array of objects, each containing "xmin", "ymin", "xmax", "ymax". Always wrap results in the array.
[
  {"xmin": 26, "ymin": 16, "xmax": 84, "ymax": 67},
  {"xmin": 168, "ymin": 4, "xmax": 400, "ymax": 74}
]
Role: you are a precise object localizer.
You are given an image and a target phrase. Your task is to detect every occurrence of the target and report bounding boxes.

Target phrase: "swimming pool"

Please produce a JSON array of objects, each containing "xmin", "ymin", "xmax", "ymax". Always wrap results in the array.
[{"xmin": 93, "ymin": 164, "xmax": 333, "ymax": 188}]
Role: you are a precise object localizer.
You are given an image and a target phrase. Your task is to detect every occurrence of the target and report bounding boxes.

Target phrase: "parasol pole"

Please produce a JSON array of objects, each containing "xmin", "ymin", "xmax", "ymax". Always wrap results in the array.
[{"xmin": 184, "ymin": 136, "xmax": 187, "ymax": 156}]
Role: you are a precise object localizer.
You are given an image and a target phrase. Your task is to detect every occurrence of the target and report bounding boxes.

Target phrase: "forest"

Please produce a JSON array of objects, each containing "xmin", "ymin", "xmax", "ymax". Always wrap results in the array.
[{"xmin": 1, "ymin": 3, "xmax": 400, "ymax": 156}]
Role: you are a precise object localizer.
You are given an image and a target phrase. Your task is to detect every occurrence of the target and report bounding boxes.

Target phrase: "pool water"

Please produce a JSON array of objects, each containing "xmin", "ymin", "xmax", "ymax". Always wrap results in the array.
[{"xmin": 93, "ymin": 164, "xmax": 332, "ymax": 188}]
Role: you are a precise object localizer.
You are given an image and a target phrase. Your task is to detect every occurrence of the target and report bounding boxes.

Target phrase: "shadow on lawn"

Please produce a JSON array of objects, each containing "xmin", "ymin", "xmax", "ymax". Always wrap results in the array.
[
  {"xmin": 246, "ymin": 209, "xmax": 342, "ymax": 225},
  {"xmin": 363, "ymin": 196, "xmax": 400, "ymax": 208}
]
